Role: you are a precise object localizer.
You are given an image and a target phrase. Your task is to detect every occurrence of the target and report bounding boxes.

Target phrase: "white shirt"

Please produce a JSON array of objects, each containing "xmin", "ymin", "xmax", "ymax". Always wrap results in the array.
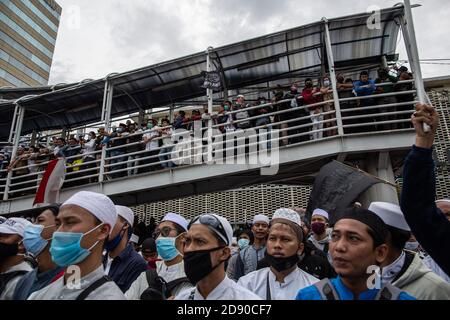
[
  {"xmin": 28, "ymin": 266, "xmax": 125, "ymax": 300},
  {"xmin": 422, "ymin": 254, "xmax": 450, "ymax": 283},
  {"xmin": 104, "ymin": 256, "xmax": 113, "ymax": 275},
  {"xmin": 161, "ymin": 128, "xmax": 173, "ymax": 146},
  {"xmin": 0, "ymin": 260, "xmax": 33, "ymax": 300},
  {"xmin": 82, "ymin": 139, "xmax": 97, "ymax": 159},
  {"xmin": 143, "ymin": 127, "xmax": 160, "ymax": 151},
  {"xmin": 382, "ymin": 251, "xmax": 406, "ymax": 285},
  {"xmin": 175, "ymin": 275, "xmax": 261, "ymax": 300},
  {"xmin": 238, "ymin": 267, "xmax": 319, "ymax": 300}
]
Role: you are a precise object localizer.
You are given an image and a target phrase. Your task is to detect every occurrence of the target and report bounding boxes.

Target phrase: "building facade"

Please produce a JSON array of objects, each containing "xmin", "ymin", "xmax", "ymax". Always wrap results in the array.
[{"xmin": 0, "ymin": 0, "xmax": 61, "ymax": 87}]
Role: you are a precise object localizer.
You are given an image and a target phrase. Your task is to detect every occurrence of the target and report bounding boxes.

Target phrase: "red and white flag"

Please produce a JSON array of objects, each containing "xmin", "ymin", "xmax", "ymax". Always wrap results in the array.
[{"xmin": 33, "ymin": 158, "xmax": 65, "ymax": 206}]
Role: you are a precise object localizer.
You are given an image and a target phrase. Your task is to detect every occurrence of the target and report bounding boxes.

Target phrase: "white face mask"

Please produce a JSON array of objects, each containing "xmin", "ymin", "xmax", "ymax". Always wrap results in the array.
[{"xmin": 404, "ymin": 241, "xmax": 419, "ymax": 251}]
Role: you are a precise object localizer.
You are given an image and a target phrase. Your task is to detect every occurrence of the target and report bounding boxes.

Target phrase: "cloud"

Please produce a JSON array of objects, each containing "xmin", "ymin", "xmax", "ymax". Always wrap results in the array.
[{"xmin": 49, "ymin": 0, "xmax": 450, "ymax": 84}]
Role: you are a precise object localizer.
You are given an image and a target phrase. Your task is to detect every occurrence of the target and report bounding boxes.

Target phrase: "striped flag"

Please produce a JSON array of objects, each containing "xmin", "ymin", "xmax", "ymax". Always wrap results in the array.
[{"xmin": 33, "ymin": 158, "xmax": 65, "ymax": 206}]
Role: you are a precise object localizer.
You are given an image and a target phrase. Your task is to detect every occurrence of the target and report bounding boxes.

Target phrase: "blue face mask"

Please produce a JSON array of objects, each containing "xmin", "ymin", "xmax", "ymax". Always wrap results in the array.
[
  {"xmin": 104, "ymin": 224, "xmax": 129, "ymax": 252},
  {"xmin": 23, "ymin": 224, "xmax": 54, "ymax": 257},
  {"xmin": 156, "ymin": 237, "xmax": 180, "ymax": 261},
  {"xmin": 50, "ymin": 224, "xmax": 102, "ymax": 267},
  {"xmin": 238, "ymin": 238, "xmax": 250, "ymax": 250}
]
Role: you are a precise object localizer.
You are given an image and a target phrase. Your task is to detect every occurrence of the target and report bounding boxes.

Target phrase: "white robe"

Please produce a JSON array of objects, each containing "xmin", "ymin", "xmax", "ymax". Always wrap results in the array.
[
  {"xmin": 238, "ymin": 267, "xmax": 319, "ymax": 300},
  {"xmin": 175, "ymin": 275, "xmax": 261, "ymax": 300},
  {"xmin": 28, "ymin": 266, "xmax": 125, "ymax": 300}
]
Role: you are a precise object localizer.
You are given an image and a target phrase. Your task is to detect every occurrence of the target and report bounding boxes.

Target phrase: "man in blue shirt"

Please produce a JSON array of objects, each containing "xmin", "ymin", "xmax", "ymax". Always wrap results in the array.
[
  {"xmin": 296, "ymin": 209, "xmax": 415, "ymax": 300},
  {"xmin": 354, "ymin": 71, "xmax": 376, "ymax": 101},
  {"xmin": 103, "ymin": 205, "xmax": 147, "ymax": 292}
]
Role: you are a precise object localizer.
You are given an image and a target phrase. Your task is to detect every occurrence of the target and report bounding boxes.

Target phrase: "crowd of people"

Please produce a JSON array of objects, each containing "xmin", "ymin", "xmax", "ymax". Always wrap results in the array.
[
  {"xmin": 0, "ymin": 102, "xmax": 448, "ymax": 300},
  {"xmin": 0, "ymin": 66, "xmax": 416, "ymax": 198}
]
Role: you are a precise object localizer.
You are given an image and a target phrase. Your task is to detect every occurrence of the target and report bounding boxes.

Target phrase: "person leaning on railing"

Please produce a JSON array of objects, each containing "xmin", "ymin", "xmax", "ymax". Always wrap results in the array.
[
  {"xmin": 284, "ymin": 84, "xmax": 310, "ymax": 144},
  {"xmin": 353, "ymin": 71, "xmax": 377, "ymax": 132},
  {"xmin": 375, "ymin": 67, "xmax": 399, "ymax": 131},
  {"xmin": 320, "ymin": 75, "xmax": 337, "ymax": 137},
  {"xmin": 6, "ymin": 146, "xmax": 30, "ymax": 197},
  {"xmin": 336, "ymin": 74, "xmax": 356, "ymax": 134},
  {"xmin": 395, "ymin": 70, "xmax": 415, "ymax": 129},
  {"xmin": 302, "ymin": 78, "xmax": 323, "ymax": 141}
]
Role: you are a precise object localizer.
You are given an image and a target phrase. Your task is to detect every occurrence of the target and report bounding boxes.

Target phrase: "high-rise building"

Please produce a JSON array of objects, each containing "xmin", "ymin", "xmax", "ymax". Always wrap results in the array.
[{"xmin": 0, "ymin": 0, "xmax": 61, "ymax": 87}]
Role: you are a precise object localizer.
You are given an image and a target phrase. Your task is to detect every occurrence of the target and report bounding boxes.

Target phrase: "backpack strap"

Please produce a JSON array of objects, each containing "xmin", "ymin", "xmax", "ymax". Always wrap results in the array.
[
  {"xmin": 145, "ymin": 269, "xmax": 159, "ymax": 287},
  {"xmin": 140, "ymin": 269, "xmax": 168, "ymax": 300},
  {"xmin": 323, "ymin": 242, "xmax": 329, "ymax": 254},
  {"xmin": 0, "ymin": 270, "xmax": 29, "ymax": 296},
  {"xmin": 313, "ymin": 278, "xmax": 339, "ymax": 300},
  {"xmin": 75, "ymin": 276, "xmax": 111, "ymax": 300},
  {"xmin": 165, "ymin": 277, "xmax": 191, "ymax": 297},
  {"xmin": 375, "ymin": 283, "xmax": 402, "ymax": 300},
  {"xmin": 234, "ymin": 251, "xmax": 245, "ymax": 280}
]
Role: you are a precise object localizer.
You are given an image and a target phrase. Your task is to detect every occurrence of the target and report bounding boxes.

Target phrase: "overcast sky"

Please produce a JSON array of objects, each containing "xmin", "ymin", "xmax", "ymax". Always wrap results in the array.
[{"xmin": 48, "ymin": 0, "xmax": 450, "ymax": 85}]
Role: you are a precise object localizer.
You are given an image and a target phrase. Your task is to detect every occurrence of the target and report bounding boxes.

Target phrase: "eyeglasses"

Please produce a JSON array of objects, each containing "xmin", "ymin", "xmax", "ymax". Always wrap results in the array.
[
  {"xmin": 153, "ymin": 226, "xmax": 177, "ymax": 238},
  {"xmin": 188, "ymin": 214, "xmax": 228, "ymax": 244}
]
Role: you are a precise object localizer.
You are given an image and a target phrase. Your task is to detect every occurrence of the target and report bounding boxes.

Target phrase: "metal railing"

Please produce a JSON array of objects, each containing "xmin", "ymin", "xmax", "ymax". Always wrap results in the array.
[{"xmin": 0, "ymin": 80, "xmax": 417, "ymax": 200}]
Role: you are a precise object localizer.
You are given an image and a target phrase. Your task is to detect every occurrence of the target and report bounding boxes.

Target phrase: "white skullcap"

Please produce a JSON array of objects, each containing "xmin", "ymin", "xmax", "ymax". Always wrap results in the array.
[
  {"xmin": 369, "ymin": 202, "xmax": 411, "ymax": 232},
  {"xmin": 115, "ymin": 205, "xmax": 135, "ymax": 227},
  {"xmin": 130, "ymin": 234, "xmax": 139, "ymax": 244},
  {"xmin": 272, "ymin": 208, "xmax": 303, "ymax": 241},
  {"xmin": 273, "ymin": 208, "xmax": 302, "ymax": 227},
  {"xmin": 252, "ymin": 214, "xmax": 270, "ymax": 225},
  {"xmin": 436, "ymin": 199, "xmax": 450, "ymax": 204},
  {"xmin": 62, "ymin": 191, "xmax": 117, "ymax": 234},
  {"xmin": 162, "ymin": 212, "xmax": 188, "ymax": 231},
  {"xmin": 312, "ymin": 208, "xmax": 329, "ymax": 221},
  {"xmin": 0, "ymin": 218, "xmax": 32, "ymax": 237},
  {"xmin": 192, "ymin": 213, "xmax": 234, "ymax": 246}
]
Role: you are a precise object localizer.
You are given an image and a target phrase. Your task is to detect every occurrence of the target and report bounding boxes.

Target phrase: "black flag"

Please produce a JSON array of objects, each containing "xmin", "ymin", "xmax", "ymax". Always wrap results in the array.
[
  {"xmin": 201, "ymin": 71, "xmax": 222, "ymax": 90},
  {"xmin": 306, "ymin": 161, "xmax": 381, "ymax": 224}
]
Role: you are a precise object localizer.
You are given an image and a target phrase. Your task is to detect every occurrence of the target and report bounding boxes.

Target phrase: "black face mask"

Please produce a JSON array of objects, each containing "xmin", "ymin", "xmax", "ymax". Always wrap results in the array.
[
  {"xmin": 266, "ymin": 253, "xmax": 299, "ymax": 272},
  {"xmin": 306, "ymin": 83, "xmax": 313, "ymax": 88},
  {"xmin": 183, "ymin": 247, "xmax": 225, "ymax": 284},
  {"xmin": 0, "ymin": 242, "xmax": 19, "ymax": 262}
]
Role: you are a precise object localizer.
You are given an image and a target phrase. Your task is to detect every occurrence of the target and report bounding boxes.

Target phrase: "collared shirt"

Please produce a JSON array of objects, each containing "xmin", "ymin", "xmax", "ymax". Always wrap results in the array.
[
  {"xmin": 296, "ymin": 276, "xmax": 415, "ymax": 300},
  {"xmin": 238, "ymin": 267, "xmax": 319, "ymax": 300},
  {"xmin": 175, "ymin": 275, "xmax": 261, "ymax": 300},
  {"xmin": 104, "ymin": 243, "xmax": 148, "ymax": 293},
  {"xmin": 382, "ymin": 251, "xmax": 406, "ymax": 285},
  {"xmin": 13, "ymin": 266, "xmax": 64, "ymax": 300},
  {"xmin": 0, "ymin": 260, "xmax": 33, "ymax": 300},
  {"xmin": 28, "ymin": 266, "xmax": 125, "ymax": 300},
  {"xmin": 240, "ymin": 244, "xmax": 266, "ymax": 276},
  {"xmin": 308, "ymin": 235, "xmax": 329, "ymax": 252}
]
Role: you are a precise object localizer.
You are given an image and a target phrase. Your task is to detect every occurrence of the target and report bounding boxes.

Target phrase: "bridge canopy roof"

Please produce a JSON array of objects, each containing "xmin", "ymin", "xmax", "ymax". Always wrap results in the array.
[{"xmin": 0, "ymin": 5, "xmax": 405, "ymax": 139}]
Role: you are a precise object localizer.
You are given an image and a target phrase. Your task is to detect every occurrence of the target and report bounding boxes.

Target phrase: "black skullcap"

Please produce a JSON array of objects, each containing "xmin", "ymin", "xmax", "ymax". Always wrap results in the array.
[
  {"xmin": 338, "ymin": 209, "xmax": 388, "ymax": 246},
  {"xmin": 141, "ymin": 237, "xmax": 157, "ymax": 253}
]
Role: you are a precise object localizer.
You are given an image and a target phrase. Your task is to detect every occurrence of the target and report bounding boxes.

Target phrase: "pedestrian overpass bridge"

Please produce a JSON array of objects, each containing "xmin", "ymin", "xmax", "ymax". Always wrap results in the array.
[
  {"xmin": 1, "ymin": 126, "xmax": 415, "ymax": 215},
  {"xmin": 0, "ymin": 4, "xmax": 431, "ymax": 216}
]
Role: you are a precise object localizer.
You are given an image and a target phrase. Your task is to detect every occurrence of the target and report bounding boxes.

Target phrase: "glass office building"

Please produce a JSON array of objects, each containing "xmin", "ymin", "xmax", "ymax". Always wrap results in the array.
[{"xmin": 0, "ymin": 0, "xmax": 61, "ymax": 87}]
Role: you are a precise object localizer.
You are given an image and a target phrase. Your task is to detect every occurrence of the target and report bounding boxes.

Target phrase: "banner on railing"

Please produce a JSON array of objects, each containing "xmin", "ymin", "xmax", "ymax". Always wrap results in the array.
[
  {"xmin": 33, "ymin": 158, "xmax": 65, "ymax": 206},
  {"xmin": 305, "ymin": 160, "xmax": 381, "ymax": 224}
]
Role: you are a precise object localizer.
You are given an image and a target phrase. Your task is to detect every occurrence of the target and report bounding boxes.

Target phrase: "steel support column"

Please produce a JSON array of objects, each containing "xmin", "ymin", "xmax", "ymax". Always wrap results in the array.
[{"xmin": 323, "ymin": 18, "xmax": 345, "ymax": 136}]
